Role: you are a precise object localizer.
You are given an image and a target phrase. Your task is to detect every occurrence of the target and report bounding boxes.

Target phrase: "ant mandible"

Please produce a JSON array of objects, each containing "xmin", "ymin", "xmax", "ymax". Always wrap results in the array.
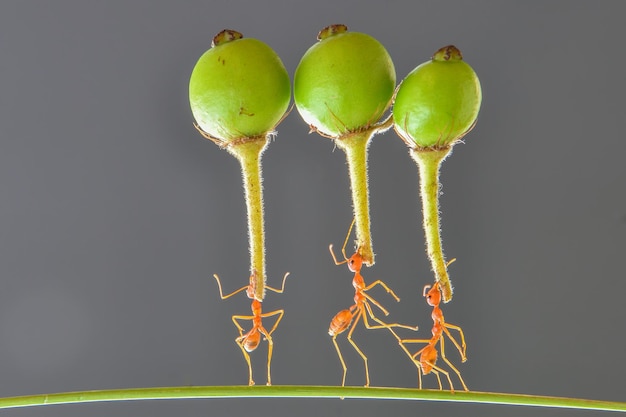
[
  {"xmin": 400, "ymin": 262, "xmax": 468, "ymax": 392},
  {"xmin": 213, "ymin": 270, "xmax": 289, "ymax": 386},
  {"xmin": 328, "ymin": 220, "xmax": 418, "ymax": 387}
]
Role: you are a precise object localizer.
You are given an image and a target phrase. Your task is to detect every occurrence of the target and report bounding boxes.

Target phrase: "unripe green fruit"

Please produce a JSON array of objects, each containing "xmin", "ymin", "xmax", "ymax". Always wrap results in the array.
[
  {"xmin": 294, "ymin": 24, "xmax": 396, "ymax": 137},
  {"xmin": 189, "ymin": 30, "xmax": 291, "ymax": 142},
  {"xmin": 393, "ymin": 45, "xmax": 482, "ymax": 149}
]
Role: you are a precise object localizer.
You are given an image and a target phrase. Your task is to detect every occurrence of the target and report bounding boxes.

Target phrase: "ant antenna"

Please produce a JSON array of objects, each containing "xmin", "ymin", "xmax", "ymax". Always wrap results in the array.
[
  {"xmin": 213, "ymin": 274, "xmax": 249, "ymax": 300},
  {"xmin": 329, "ymin": 218, "xmax": 356, "ymax": 265},
  {"xmin": 266, "ymin": 272, "xmax": 290, "ymax": 294}
]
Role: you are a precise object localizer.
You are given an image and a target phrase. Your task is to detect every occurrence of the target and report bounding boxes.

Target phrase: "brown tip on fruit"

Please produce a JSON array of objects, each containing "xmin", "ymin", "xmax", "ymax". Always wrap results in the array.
[
  {"xmin": 317, "ymin": 24, "xmax": 348, "ymax": 41},
  {"xmin": 432, "ymin": 45, "xmax": 463, "ymax": 62},
  {"xmin": 212, "ymin": 29, "xmax": 243, "ymax": 47}
]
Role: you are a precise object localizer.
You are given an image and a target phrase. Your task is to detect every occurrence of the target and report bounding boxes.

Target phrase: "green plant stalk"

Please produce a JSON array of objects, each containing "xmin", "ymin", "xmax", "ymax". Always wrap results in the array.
[
  {"xmin": 334, "ymin": 130, "xmax": 375, "ymax": 265},
  {"xmin": 410, "ymin": 147, "xmax": 454, "ymax": 303},
  {"xmin": 227, "ymin": 136, "xmax": 269, "ymax": 301},
  {"xmin": 1, "ymin": 386, "xmax": 624, "ymax": 412}
]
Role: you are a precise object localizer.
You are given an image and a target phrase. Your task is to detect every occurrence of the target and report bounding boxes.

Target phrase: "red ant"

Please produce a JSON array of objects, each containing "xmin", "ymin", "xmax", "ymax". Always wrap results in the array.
[
  {"xmin": 400, "ymin": 262, "xmax": 468, "ymax": 392},
  {"xmin": 328, "ymin": 220, "xmax": 418, "ymax": 387},
  {"xmin": 213, "ymin": 270, "xmax": 289, "ymax": 386}
]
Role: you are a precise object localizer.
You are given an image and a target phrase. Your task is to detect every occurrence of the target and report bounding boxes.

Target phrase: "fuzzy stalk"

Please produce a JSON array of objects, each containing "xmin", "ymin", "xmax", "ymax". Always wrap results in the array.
[
  {"xmin": 227, "ymin": 136, "xmax": 269, "ymax": 301},
  {"xmin": 410, "ymin": 147, "xmax": 454, "ymax": 302},
  {"xmin": 335, "ymin": 130, "xmax": 375, "ymax": 266}
]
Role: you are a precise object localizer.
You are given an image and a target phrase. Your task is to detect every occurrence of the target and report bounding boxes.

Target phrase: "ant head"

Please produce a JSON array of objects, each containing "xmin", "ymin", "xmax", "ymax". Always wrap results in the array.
[
  {"xmin": 246, "ymin": 270, "xmax": 259, "ymax": 299},
  {"xmin": 246, "ymin": 286, "xmax": 255, "ymax": 299},
  {"xmin": 423, "ymin": 283, "xmax": 441, "ymax": 307},
  {"xmin": 347, "ymin": 252, "xmax": 363, "ymax": 273},
  {"xmin": 243, "ymin": 330, "xmax": 261, "ymax": 352}
]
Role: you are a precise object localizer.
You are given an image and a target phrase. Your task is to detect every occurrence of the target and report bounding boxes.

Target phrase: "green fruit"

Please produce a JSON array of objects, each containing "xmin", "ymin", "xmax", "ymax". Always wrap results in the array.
[
  {"xmin": 393, "ymin": 45, "xmax": 482, "ymax": 149},
  {"xmin": 294, "ymin": 24, "xmax": 396, "ymax": 137},
  {"xmin": 189, "ymin": 29, "xmax": 291, "ymax": 142}
]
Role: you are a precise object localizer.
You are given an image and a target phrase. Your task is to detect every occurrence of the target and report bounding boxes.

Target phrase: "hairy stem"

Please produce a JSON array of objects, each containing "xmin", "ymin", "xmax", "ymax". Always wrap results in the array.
[
  {"xmin": 335, "ymin": 131, "xmax": 375, "ymax": 265},
  {"xmin": 410, "ymin": 147, "xmax": 454, "ymax": 303},
  {"xmin": 0, "ymin": 386, "xmax": 624, "ymax": 412},
  {"xmin": 227, "ymin": 137, "xmax": 269, "ymax": 301}
]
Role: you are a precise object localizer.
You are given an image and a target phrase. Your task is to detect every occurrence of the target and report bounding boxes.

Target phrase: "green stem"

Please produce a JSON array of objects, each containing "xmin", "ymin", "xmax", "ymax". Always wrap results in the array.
[
  {"xmin": 227, "ymin": 137, "xmax": 269, "ymax": 301},
  {"xmin": 0, "ymin": 386, "xmax": 624, "ymax": 412},
  {"xmin": 410, "ymin": 147, "xmax": 454, "ymax": 303},
  {"xmin": 335, "ymin": 130, "xmax": 375, "ymax": 265}
]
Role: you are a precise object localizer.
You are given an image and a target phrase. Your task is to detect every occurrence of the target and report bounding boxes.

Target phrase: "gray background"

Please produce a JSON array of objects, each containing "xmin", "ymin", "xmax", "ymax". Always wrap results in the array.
[{"xmin": 1, "ymin": 1, "xmax": 625, "ymax": 416}]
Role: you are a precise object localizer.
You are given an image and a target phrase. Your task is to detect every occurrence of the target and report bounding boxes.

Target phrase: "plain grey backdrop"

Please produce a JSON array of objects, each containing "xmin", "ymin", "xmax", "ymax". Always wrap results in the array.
[{"xmin": 1, "ymin": 1, "xmax": 625, "ymax": 416}]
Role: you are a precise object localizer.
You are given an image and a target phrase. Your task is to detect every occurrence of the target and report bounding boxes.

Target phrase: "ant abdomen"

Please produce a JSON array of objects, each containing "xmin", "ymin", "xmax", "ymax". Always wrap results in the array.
[
  {"xmin": 329, "ymin": 309, "xmax": 353, "ymax": 336},
  {"xmin": 242, "ymin": 331, "xmax": 261, "ymax": 352},
  {"xmin": 420, "ymin": 345, "xmax": 439, "ymax": 374}
]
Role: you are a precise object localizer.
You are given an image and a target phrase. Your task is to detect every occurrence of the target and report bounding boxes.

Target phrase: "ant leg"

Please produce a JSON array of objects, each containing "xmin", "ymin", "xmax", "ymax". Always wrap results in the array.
[
  {"xmin": 232, "ymin": 315, "xmax": 255, "ymax": 386},
  {"xmin": 258, "ymin": 325, "xmax": 275, "ymax": 386},
  {"xmin": 329, "ymin": 218, "xmax": 356, "ymax": 264},
  {"xmin": 400, "ymin": 338, "xmax": 433, "ymax": 345},
  {"xmin": 440, "ymin": 336, "xmax": 469, "ymax": 391},
  {"xmin": 329, "ymin": 306, "xmax": 358, "ymax": 387},
  {"xmin": 364, "ymin": 280, "xmax": 401, "ymax": 302},
  {"xmin": 362, "ymin": 300, "xmax": 418, "ymax": 332},
  {"xmin": 331, "ymin": 334, "xmax": 348, "ymax": 387},
  {"xmin": 329, "ymin": 244, "xmax": 348, "ymax": 265},
  {"xmin": 429, "ymin": 367, "xmax": 444, "ymax": 391},
  {"xmin": 260, "ymin": 308, "xmax": 285, "ymax": 385},
  {"xmin": 362, "ymin": 292, "xmax": 390, "ymax": 316},
  {"xmin": 265, "ymin": 272, "xmax": 290, "ymax": 294},
  {"xmin": 213, "ymin": 274, "xmax": 248, "ymax": 299},
  {"xmin": 399, "ymin": 339, "xmax": 437, "ymax": 390},
  {"xmin": 261, "ymin": 309, "xmax": 285, "ymax": 336},
  {"xmin": 443, "ymin": 323, "xmax": 467, "ymax": 361},
  {"xmin": 234, "ymin": 336, "xmax": 255, "ymax": 386},
  {"xmin": 420, "ymin": 344, "xmax": 453, "ymax": 391},
  {"xmin": 362, "ymin": 300, "xmax": 420, "ymax": 381},
  {"xmin": 346, "ymin": 309, "xmax": 369, "ymax": 387},
  {"xmin": 384, "ymin": 327, "xmax": 424, "ymax": 389},
  {"xmin": 406, "ymin": 343, "xmax": 424, "ymax": 389},
  {"xmin": 231, "ymin": 315, "xmax": 255, "ymax": 334}
]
